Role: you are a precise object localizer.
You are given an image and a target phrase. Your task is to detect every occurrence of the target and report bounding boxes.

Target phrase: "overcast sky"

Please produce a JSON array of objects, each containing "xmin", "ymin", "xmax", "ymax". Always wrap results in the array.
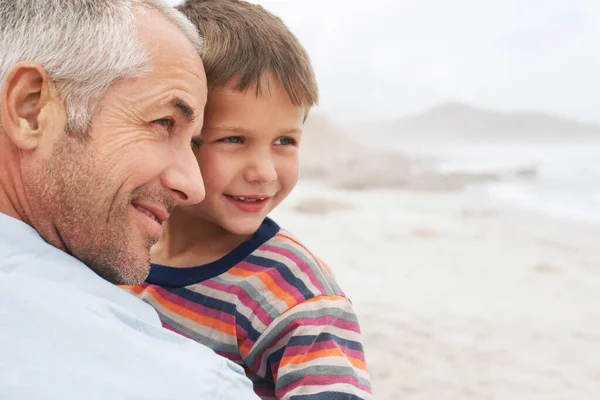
[{"xmin": 168, "ymin": 0, "xmax": 600, "ymax": 124}]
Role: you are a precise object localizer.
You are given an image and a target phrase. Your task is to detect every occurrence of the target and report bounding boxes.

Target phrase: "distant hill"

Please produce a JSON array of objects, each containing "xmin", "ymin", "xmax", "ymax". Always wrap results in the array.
[
  {"xmin": 299, "ymin": 113, "xmax": 519, "ymax": 191},
  {"xmin": 300, "ymin": 114, "xmax": 413, "ymax": 188},
  {"xmin": 300, "ymin": 114, "xmax": 369, "ymax": 177},
  {"xmin": 380, "ymin": 102, "xmax": 600, "ymax": 138}
]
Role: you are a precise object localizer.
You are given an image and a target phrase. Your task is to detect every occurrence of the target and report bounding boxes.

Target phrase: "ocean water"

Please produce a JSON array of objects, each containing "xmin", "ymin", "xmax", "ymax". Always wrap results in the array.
[{"xmin": 386, "ymin": 137, "xmax": 600, "ymax": 224}]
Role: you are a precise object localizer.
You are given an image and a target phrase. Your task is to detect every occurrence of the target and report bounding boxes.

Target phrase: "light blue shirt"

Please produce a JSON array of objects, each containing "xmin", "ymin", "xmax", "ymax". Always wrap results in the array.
[{"xmin": 0, "ymin": 212, "xmax": 259, "ymax": 400}]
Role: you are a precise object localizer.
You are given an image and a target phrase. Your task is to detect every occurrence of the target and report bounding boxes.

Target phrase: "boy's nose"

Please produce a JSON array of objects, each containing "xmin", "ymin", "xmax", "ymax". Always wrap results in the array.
[{"xmin": 244, "ymin": 155, "xmax": 277, "ymax": 185}]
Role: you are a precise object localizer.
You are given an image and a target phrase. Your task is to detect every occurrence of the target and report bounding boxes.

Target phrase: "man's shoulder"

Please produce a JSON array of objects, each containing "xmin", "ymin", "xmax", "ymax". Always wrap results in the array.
[{"xmin": 0, "ymin": 250, "xmax": 257, "ymax": 399}]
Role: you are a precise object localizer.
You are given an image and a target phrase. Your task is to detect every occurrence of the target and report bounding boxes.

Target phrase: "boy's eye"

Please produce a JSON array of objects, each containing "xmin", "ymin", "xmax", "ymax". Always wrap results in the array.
[
  {"xmin": 274, "ymin": 137, "xmax": 297, "ymax": 146},
  {"xmin": 153, "ymin": 117, "xmax": 175, "ymax": 131},
  {"xmin": 218, "ymin": 136, "xmax": 244, "ymax": 144}
]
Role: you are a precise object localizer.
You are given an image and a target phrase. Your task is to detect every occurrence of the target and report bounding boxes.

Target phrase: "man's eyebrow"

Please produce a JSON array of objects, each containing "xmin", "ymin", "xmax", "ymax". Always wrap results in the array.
[{"xmin": 172, "ymin": 98, "xmax": 197, "ymax": 123}]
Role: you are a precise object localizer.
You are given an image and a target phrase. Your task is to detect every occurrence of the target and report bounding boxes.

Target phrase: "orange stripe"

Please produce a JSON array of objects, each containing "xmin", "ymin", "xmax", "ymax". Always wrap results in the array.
[
  {"xmin": 239, "ymin": 340, "xmax": 252, "ymax": 359},
  {"xmin": 301, "ymin": 295, "xmax": 347, "ymax": 305},
  {"xmin": 227, "ymin": 267, "xmax": 256, "ymax": 278},
  {"xmin": 143, "ymin": 286, "xmax": 235, "ymax": 335},
  {"xmin": 120, "ymin": 284, "xmax": 144, "ymax": 295},
  {"xmin": 228, "ymin": 267, "xmax": 296, "ymax": 308},
  {"xmin": 276, "ymin": 232, "xmax": 305, "ymax": 249},
  {"xmin": 280, "ymin": 348, "xmax": 368, "ymax": 372}
]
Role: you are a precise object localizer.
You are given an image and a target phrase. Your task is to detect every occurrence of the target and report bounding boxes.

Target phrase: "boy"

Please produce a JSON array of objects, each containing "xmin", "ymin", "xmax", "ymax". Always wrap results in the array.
[{"xmin": 123, "ymin": 1, "xmax": 372, "ymax": 399}]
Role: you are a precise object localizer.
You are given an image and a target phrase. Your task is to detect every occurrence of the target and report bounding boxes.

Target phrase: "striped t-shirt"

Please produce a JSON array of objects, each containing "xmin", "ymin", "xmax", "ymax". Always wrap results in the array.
[{"xmin": 123, "ymin": 218, "xmax": 371, "ymax": 400}]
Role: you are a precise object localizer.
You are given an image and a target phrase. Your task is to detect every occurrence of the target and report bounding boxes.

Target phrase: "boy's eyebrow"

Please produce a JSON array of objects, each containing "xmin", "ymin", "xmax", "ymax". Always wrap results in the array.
[
  {"xmin": 279, "ymin": 128, "xmax": 303, "ymax": 135},
  {"xmin": 211, "ymin": 126, "xmax": 303, "ymax": 135}
]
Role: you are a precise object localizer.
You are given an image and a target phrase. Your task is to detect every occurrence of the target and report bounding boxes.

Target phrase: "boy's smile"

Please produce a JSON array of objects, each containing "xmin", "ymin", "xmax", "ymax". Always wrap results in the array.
[{"xmin": 224, "ymin": 194, "xmax": 272, "ymax": 212}]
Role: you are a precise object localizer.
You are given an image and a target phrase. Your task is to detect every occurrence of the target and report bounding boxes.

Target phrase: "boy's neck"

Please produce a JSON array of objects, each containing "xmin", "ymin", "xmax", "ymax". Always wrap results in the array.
[{"xmin": 151, "ymin": 208, "xmax": 252, "ymax": 268}]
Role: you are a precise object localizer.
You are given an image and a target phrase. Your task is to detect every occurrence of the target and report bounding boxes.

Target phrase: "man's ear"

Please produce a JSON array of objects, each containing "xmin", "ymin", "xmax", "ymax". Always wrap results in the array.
[{"xmin": 0, "ymin": 61, "xmax": 64, "ymax": 151}]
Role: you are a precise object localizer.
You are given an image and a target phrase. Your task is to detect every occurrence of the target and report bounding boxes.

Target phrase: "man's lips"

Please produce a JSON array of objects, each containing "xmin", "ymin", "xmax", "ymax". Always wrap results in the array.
[{"xmin": 131, "ymin": 201, "xmax": 169, "ymax": 224}]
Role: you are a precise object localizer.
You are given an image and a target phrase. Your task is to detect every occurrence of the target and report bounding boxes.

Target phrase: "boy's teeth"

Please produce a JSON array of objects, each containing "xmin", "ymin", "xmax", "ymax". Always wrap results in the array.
[{"xmin": 232, "ymin": 196, "xmax": 265, "ymax": 202}]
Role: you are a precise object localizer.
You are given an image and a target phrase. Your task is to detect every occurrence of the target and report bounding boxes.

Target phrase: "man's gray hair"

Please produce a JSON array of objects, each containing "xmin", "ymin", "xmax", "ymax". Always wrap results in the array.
[{"xmin": 0, "ymin": 0, "xmax": 203, "ymax": 134}]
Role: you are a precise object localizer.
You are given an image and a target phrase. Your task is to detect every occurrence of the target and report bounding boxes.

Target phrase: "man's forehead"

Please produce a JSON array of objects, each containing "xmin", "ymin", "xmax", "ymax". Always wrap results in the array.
[
  {"xmin": 146, "ymin": 54, "xmax": 207, "ymax": 105},
  {"xmin": 135, "ymin": 61, "xmax": 206, "ymax": 112},
  {"xmin": 128, "ymin": 9, "xmax": 208, "ymax": 117},
  {"xmin": 136, "ymin": 10, "xmax": 202, "ymax": 64}
]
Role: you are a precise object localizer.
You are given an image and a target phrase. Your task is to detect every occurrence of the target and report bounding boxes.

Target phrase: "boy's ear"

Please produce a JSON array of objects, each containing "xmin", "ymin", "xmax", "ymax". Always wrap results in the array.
[{"xmin": 0, "ymin": 61, "xmax": 64, "ymax": 151}]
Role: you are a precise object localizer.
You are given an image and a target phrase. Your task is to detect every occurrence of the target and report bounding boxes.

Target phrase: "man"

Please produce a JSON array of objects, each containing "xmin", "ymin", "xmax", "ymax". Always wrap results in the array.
[{"xmin": 0, "ymin": 1, "xmax": 258, "ymax": 398}]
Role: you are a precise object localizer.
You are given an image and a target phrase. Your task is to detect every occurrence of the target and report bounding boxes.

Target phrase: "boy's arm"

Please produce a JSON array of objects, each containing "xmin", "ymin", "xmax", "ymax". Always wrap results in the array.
[{"xmin": 244, "ymin": 295, "xmax": 372, "ymax": 400}]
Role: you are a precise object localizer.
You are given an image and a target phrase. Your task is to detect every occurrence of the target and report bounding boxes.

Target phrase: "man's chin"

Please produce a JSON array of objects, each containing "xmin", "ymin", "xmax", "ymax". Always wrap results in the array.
[
  {"xmin": 94, "ymin": 260, "xmax": 150, "ymax": 285},
  {"xmin": 114, "ymin": 266, "xmax": 150, "ymax": 286},
  {"xmin": 83, "ymin": 244, "xmax": 151, "ymax": 285},
  {"xmin": 110, "ymin": 235, "xmax": 157, "ymax": 285}
]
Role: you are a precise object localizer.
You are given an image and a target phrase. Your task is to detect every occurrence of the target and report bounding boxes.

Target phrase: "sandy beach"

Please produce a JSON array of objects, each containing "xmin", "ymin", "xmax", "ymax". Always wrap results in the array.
[{"xmin": 270, "ymin": 172, "xmax": 600, "ymax": 399}]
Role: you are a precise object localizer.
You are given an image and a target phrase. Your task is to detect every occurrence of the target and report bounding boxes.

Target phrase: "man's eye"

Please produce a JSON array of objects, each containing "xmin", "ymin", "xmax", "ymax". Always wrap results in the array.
[{"xmin": 153, "ymin": 118, "xmax": 175, "ymax": 131}]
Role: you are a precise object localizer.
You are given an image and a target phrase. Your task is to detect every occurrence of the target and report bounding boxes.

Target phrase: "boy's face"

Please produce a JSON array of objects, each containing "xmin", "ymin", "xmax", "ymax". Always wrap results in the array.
[{"xmin": 188, "ymin": 76, "xmax": 305, "ymax": 235}]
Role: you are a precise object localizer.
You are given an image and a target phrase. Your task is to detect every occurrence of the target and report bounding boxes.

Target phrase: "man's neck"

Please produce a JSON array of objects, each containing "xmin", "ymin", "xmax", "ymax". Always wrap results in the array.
[
  {"xmin": 0, "ymin": 148, "xmax": 67, "ymax": 251},
  {"xmin": 0, "ymin": 190, "xmax": 21, "ymax": 221},
  {"xmin": 151, "ymin": 208, "xmax": 251, "ymax": 268},
  {"xmin": 0, "ymin": 156, "xmax": 27, "ymax": 223}
]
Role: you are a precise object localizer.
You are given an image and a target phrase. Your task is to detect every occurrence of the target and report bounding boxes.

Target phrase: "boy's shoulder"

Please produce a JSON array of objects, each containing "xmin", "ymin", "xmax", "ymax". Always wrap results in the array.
[{"xmin": 242, "ymin": 222, "xmax": 346, "ymax": 300}]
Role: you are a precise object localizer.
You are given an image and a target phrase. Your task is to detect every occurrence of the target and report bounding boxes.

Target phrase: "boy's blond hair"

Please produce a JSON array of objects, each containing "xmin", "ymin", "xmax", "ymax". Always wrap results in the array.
[{"xmin": 177, "ymin": 0, "xmax": 318, "ymax": 109}]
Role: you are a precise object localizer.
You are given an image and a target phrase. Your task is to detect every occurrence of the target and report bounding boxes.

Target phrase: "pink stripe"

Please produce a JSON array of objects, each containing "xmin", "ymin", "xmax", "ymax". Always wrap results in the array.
[
  {"xmin": 164, "ymin": 319, "xmax": 242, "ymax": 363},
  {"xmin": 236, "ymin": 325, "xmax": 257, "ymax": 355},
  {"xmin": 253, "ymin": 385, "xmax": 276, "ymax": 398},
  {"xmin": 288, "ymin": 315, "xmax": 361, "ymax": 334},
  {"xmin": 236, "ymin": 260, "xmax": 306, "ymax": 304},
  {"xmin": 277, "ymin": 374, "xmax": 371, "ymax": 397},
  {"xmin": 261, "ymin": 244, "xmax": 329, "ymax": 294},
  {"xmin": 271, "ymin": 360, "xmax": 281, "ymax": 373},
  {"xmin": 151, "ymin": 285, "xmax": 234, "ymax": 322},
  {"xmin": 248, "ymin": 315, "xmax": 360, "ymax": 372},
  {"xmin": 281, "ymin": 340, "xmax": 366, "ymax": 362},
  {"xmin": 202, "ymin": 279, "xmax": 273, "ymax": 326}
]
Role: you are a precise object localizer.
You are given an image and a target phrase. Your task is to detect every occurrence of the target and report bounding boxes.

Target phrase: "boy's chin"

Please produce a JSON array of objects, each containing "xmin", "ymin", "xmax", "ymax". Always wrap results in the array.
[{"xmin": 221, "ymin": 217, "xmax": 263, "ymax": 237}]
